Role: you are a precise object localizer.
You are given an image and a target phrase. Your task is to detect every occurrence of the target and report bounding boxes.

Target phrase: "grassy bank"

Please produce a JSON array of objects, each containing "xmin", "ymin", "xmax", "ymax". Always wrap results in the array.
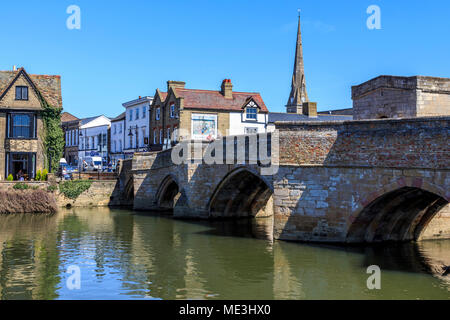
[{"xmin": 0, "ymin": 189, "xmax": 57, "ymax": 214}]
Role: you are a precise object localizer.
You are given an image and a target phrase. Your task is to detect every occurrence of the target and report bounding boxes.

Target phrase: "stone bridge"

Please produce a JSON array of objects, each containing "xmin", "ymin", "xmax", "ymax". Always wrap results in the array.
[{"xmin": 129, "ymin": 116, "xmax": 450, "ymax": 243}]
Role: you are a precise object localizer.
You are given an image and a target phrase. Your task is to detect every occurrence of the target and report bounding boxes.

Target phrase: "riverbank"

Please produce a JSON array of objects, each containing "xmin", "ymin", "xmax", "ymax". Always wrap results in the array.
[{"xmin": 0, "ymin": 189, "xmax": 57, "ymax": 214}]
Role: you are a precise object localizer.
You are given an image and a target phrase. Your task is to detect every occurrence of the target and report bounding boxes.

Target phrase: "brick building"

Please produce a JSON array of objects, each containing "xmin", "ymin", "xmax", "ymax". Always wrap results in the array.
[
  {"xmin": 0, "ymin": 67, "xmax": 62, "ymax": 180},
  {"xmin": 149, "ymin": 80, "xmax": 268, "ymax": 149},
  {"xmin": 61, "ymin": 112, "xmax": 80, "ymax": 166}
]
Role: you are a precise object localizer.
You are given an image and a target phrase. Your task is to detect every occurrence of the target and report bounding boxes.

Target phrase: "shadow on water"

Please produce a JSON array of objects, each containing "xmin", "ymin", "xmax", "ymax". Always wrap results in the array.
[{"xmin": 134, "ymin": 210, "xmax": 450, "ymax": 280}]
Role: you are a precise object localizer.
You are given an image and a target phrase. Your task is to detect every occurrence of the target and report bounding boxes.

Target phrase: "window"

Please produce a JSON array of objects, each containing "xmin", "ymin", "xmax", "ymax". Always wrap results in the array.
[
  {"xmin": 15, "ymin": 86, "xmax": 28, "ymax": 100},
  {"xmin": 153, "ymin": 129, "xmax": 157, "ymax": 144},
  {"xmin": 167, "ymin": 128, "xmax": 171, "ymax": 144},
  {"xmin": 170, "ymin": 104, "xmax": 175, "ymax": 118},
  {"xmin": 119, "ymin": 140, "xmax": 122, "ymax": 152},
  {"xmin": 114, "ymin": 124, "xmax": 117, "ymax": 135},
  {"xmin": 135, "ymin": 129, "xmax": 139, "ymax": 148},
  {"xmin": 143, "ymin": 106, "xmax": 146, "ymax": 118},
  {"xmin": 113, "ymin": 141, "xmax": 116, "ymax": 153},
  {"xmin": 142, "ymin": 128, "xmax": 146, "ymax": 147},
  {"xmin": 246, "ymin": 107, "xmax": 257, "ymax": 120},
  {"xmin": 173, "ymin": 126, "xmax": 178, "ymax": 142},
  {"xmin": 129, "ymin": 110, "xmax": 133, "ymax": 121},
  {"xmin": 129, "ymin": 133, "xmax": 133, "ymax": 149},
  {"xmin": 9, "ymin": 113, "xmax": 34, "ymax": 138},
  {"xmin": 159, "ymin": 129, "xmax": 163, "ymax": 144},
  {"xmin": 7, "ymin": 152, "xmax": 36, "ymax": 180},
  {"xmin": 156, "ymin": 107, "xmax": 160, "ymax": 120},
  {"xmin": 119, "ymin": 123, "xmax": 122, "ymax": 133},
  {"xmin": 135, "ymin": 108, "xmax": 139, "ymax": 120}
]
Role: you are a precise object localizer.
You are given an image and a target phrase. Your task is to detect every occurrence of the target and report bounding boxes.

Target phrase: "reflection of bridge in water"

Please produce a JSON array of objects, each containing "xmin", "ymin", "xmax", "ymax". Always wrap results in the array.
[
  {"xmin": 124, "ymin": 116, "xmax": 450, "ymax": 243},
  {"xmin": 0, "ymin": 209, "xmax": 448, "ymax": 299}
]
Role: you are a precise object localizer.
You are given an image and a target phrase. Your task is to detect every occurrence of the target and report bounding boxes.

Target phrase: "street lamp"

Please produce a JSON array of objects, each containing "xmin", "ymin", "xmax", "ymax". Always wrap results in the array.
[{"xmin": 128, "ymin": 125, "xmax": 139, "ymax": 151}]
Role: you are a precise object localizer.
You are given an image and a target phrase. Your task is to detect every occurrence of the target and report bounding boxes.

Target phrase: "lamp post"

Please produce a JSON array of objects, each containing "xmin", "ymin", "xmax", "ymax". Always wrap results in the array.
[{"xmin": 128, "ymin": 125, "xmax": 139, "ymax": 151}]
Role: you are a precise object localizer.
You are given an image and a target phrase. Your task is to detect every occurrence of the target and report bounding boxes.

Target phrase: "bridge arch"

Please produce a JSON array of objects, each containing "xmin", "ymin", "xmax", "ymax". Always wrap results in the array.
[
  {"xmin": 156, "ymin": 174, "xmax": 184, "ymax": 210},
  {"xmin": 208, "ymin": 167, "xmax": 274, "ymax": 218},
  {"xmin": 346, "ymin": 185, "xmax": 449, "ymax": 243}
]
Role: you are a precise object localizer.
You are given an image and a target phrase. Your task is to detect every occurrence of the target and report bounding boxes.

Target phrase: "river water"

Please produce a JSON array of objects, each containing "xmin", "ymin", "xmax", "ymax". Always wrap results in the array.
[{"xmin": 0, "ymin": 207, "xmax": 449, "ymax": 300}]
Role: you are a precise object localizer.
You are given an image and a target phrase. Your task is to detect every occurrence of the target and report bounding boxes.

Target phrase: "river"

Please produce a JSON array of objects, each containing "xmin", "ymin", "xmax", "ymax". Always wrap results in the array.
[{"xmin": 0, "ymin": 207, "xmax": 448, "ymax": 300}]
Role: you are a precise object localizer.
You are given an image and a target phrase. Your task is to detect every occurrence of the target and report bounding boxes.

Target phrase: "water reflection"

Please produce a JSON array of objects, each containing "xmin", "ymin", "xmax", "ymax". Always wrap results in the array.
[{"xmin": 0, "ymin": 208, "xmax": 448, "ymax": 300}]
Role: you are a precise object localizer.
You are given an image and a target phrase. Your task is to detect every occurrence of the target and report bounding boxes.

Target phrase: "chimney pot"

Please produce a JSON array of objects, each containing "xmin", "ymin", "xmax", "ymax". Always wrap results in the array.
[{"xmin": 221, "ymin": 79, "xmax": 233, "ymax": 99}]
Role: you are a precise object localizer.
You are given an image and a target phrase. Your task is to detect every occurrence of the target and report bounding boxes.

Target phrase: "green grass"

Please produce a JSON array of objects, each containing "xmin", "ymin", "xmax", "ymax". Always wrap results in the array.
[{"xmin": 59, "ymin": 180, "xmax": 92, "ymax": 199}]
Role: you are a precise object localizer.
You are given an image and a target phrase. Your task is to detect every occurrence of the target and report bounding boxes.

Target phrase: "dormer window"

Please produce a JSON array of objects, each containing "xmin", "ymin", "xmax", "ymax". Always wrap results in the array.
[
  {"xmin": 156, "ymin": 107, "xmax": 161, "ymax": 120},
  {"xmin": 170, "ymin": 104, "xmax": 175, "ymax": 118},
  {"xmin": 245, "ymin": 100, "xmax": 258, "ymax": 120},
  {"xmin": 15, "ymin": 86, "xmax": 28, "ymax": 100}
]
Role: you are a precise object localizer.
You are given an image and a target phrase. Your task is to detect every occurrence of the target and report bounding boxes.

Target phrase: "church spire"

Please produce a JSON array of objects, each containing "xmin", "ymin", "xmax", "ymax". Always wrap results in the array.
[{"xmin": 286, "ymin": 11, "xmax": 308, "ymax": 113}]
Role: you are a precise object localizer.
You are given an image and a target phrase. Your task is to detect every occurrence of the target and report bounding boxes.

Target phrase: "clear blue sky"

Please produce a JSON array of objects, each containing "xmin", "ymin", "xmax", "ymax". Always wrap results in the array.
[{"xmin": 1, "ymin": 0, "xmax": 449, "ymax": 118}]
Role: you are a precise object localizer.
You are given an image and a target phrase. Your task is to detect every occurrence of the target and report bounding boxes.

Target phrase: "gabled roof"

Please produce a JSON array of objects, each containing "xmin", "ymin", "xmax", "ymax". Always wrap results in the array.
[
  {"xmin": 61, "ymin": 112, "xmax": 79, "ymax": 123},
  {"xmin": 0, "ymin": 68, "xmax": 62, "ymax": 108},
  {"xmin": 80, "ymin": 115, "xmax": 110, "ymax": 129},
  {"xmin": 172, "ymin": 88, "xmax": 268, "ymax": 113}
]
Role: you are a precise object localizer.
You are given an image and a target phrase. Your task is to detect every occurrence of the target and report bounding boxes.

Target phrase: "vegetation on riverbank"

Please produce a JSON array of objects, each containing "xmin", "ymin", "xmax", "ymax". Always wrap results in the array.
[
  {"xmin": 59, "ymin": 180, "xmax": 93, "ymax": 199},
  {"xmin": 0, "ymin": 189, "xmax": 57, "ymax": 214}
]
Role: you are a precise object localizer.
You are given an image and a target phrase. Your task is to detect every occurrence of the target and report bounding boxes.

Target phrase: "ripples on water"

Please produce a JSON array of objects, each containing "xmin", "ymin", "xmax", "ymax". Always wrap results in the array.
[{"xmin": 0, "ymin": 208, "xmax": 449, "ymax": 300}]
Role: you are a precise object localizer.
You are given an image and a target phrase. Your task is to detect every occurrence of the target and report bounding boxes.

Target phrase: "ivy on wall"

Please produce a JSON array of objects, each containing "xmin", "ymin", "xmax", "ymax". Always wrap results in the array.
[{"xmin": 38, "ymin": 93, "xmax": 65, "ymax": 172}]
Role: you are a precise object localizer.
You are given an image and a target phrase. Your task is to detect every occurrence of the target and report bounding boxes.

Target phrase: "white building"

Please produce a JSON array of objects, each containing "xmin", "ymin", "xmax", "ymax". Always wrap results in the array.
[
  {"xmin": 122, "ymin": 96, "xmax": 153, "ymax": 157},
  {"xmin": 78, "ymin": 115, "xmax": 111, "ymax": 166},
  {"xmin": 228, "ymin": 99, "xmax": 268, "ymax": 135},
  {"xmin": 110, "ymin": 112, "xmax": 125, "ymax": 165}
]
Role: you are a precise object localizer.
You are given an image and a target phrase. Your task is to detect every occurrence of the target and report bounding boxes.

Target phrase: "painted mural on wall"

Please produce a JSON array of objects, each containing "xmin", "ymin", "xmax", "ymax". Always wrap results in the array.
[{"xmin": 191, "ymin": 114, "xmax": 217, "ymax": 139}]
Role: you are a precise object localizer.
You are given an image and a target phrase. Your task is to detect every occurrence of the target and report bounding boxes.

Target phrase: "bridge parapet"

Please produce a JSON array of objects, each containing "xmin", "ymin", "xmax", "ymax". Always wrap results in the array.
[{"xmin": 276, "ymin": 116, "xmax": 450, "ymax": 169}]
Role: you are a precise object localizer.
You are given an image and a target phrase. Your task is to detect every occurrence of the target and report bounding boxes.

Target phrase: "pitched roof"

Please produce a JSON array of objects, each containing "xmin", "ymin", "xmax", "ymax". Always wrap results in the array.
[
  {"xmin": 61, "ymin": 112, "xmax": 79, "ymax": 123},
  {"xmin": 111, "ymin": 112, "xmax": 126, "ymax": 122},
  {"xmin": 0, "ymin": 68, "xmax": 62, "ymax": 108},
  {"xmin": 318, "ymin": 108, "xmax": 353, "ymax": 116},
  {"xmin": 173, "ymin": 88, "xmax": 268, "ymax": 113},
  {"xmin": 268, "ymin": 112, "xmax": 353, "ymax": 123}
]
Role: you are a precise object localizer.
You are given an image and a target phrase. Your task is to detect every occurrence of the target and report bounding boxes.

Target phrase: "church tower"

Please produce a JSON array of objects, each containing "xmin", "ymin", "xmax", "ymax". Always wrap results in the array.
[{"xmin": 286, "ymin": 12, "xmax": 309, "ymax": 114}]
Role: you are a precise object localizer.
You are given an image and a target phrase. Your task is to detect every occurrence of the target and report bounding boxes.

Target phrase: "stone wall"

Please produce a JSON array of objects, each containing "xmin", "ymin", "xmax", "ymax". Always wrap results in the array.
[
  {"xmin": 272, "ymin": 117, "xmax": 449, "ymax": 242},
  {"xmin": 352, "ymin": 75, "xmax": 450, "ymax": 120},
  {"xmin": 56, "ymin": 180, "xmax": 117, "ymax": 208},
  {"xmin": 276, "ymin": 117, "xmax": 449, "ymax": 169}
]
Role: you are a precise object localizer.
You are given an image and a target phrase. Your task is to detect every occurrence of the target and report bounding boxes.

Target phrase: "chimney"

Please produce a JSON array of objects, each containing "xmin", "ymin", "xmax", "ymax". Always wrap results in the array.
[
  {"xmin": 302, "ymin": 102, "xmax": 317, "ymax": 117},
  {"xmin": 221, "ymin": 79, "xmax": 233, "ymax": 99},
  {"xmin": 167, "ymin": 81, "xmax": 186, "ymax": 91}
]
